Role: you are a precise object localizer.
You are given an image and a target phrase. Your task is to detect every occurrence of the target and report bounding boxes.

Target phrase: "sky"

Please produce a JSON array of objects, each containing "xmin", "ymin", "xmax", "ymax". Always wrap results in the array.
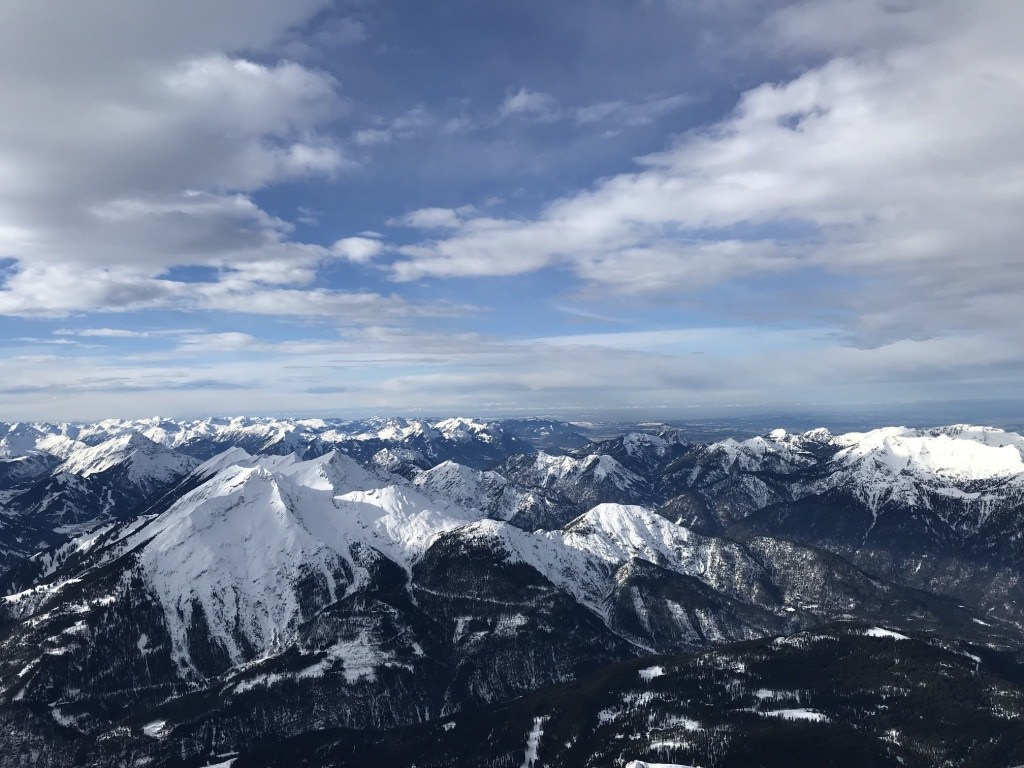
[{"xmin": 0, "ymin": 0, "xmax": 1021, "ymax": 422}]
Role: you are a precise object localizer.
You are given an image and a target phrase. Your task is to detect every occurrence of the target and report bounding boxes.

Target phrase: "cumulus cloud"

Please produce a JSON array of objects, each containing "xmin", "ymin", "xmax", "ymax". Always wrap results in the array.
[
  {"xmin": 1, "ymin": 0, "xmax": 1020, "ymax": 419},
  {"xmin": 331, "ymin": 236, "xmax": 384, "ymax": 263},
  {"xmin": 0, "ymin": 1, "xmax": 381, "ymax": 320},
  {"xmin": 393, "ymin": 1, "xmax": 1024, "ymax": 345}
]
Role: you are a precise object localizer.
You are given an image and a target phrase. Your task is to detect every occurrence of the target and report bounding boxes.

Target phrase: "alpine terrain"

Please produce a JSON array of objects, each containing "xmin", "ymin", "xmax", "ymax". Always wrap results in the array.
[{"xmin": 0, "ymin": 416, "xmax": 1022, "ymax": 767}]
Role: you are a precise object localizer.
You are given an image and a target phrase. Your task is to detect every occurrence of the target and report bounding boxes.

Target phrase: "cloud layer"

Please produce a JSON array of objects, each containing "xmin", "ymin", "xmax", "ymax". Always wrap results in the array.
[
  {"xmin": 0, "ymin": 0, "xmax": 1020, "ymax": 419},
  {"xmin": 391, "ymin": 1, "xmax": 1024, "ymax": 348}
]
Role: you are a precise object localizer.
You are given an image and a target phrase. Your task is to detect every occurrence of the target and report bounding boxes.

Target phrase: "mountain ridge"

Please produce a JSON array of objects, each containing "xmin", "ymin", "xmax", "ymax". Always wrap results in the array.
[{"xmin": 0, "ymin": 416, "xmax": 1021, "ymax": 767}]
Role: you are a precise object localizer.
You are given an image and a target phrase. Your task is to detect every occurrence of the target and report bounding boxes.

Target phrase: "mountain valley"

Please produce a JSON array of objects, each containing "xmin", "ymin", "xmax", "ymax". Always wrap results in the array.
[{"xmin": 0, "ymin": 416, "xmax": 1022, "ymax": 767}]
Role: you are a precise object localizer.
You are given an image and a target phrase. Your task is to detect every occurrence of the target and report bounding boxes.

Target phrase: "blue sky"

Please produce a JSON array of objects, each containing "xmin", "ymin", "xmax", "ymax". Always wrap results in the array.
[{"xmin": 0, "ymin": 1, "xmax": 1022, "ymax": 421}]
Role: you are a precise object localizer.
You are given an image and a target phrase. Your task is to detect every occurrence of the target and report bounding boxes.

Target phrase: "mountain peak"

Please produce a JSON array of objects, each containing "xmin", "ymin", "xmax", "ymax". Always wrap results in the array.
[
  {"xmin": 57, "ymin": 430, "xmax": 198, "ymax": 485},
  {"xmin": 431, "ymin": 417, "xmax": 496, "ymax": 443},
  {"xmin": 833, "ymin": 426, "xmax": 1024, "ymax": 483}
]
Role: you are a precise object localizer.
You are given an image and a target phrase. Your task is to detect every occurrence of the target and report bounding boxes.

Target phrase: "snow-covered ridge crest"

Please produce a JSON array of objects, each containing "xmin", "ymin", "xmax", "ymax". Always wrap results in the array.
[
  {"xmin": 414, "ymin": 460, "xmax": 511, "ymax": 515},
  {"xmin": 0, "ymin": 416, "xmax": 489, "ymax": 455},
  {"xmin": 432, "ymin": 416, "xmax": 496, "ymax": 443},
  {"xmin": 794, "ymin": 424, "xmax": 1024, "ymax": 514},
  {"xmin": 56, "ymin": 431, "xmax": 198, "ymax": 484},
  {"xmin": 831, "ymin": 426, "xmax": 1024, "ymax": 482},
  {"xmin": 531, "ymin": 451, "xmax": 644, "ymax": 490},
  {"xmin": 0, "ymin": 422, "xmax": 85, "ymax": 460},
  {"xmin": 702, "ymin": 429, "xmax": 822, "ymax": 474},
  {"xmin": 458, "ymin": 503, "xmax": 749, "ymax": 618},
  {"xmin": 701, "ymin": 424, "xmax": 1024, "ymax": 486},
  {"xmin": 121, "ymin": 449, "xmax": 481, "ymax": 669}
]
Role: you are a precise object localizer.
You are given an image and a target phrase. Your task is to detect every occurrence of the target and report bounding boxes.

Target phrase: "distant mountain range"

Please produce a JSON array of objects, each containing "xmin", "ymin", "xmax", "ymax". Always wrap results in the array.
[{"xmin": 0, "ymin": 416, "xmax": 1022, "ymax": 767}]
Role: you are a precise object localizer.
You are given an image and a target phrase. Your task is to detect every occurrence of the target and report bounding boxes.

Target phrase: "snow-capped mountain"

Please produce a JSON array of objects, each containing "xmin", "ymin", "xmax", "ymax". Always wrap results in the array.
[
  {"xmin": 0, "ymin": 422, "xmax": 85, "ymax": 461},
  {"xmin": 662, "ymin": 424, "xmax": 1024, "ymax": 537},
  {"xmin": 7, "ymin": 432, "xmax": 198, "ymax": 529},
  {"xmin": 0, "ymin": 433, "xmax": 199, "ymax": 592},
  {"xmin": 130, "ymin": 449, "xmax": 480, "ymax": 672},
  {"xmin": 0, "ymin": 416, "xmax": 545, "ymax": 468},
  {"xmin": 412, "ymin": 459, "xmax": 574, "ymax": 529},
  {"xmin": 584, "ymin": 429, "xmax": 690, "ymax": 477},
  {"xmin": 819, "ymin": 425, "xmax": 1024, "ymax": 509},
  {"xmin": 658, "ymin": 428, "xmax": 828, "ymax": 530},
  {"xmin": 57, "ymin": 432, "xmax": 198, "ymax": 488},
  {"xmin": 0, "ymin": 416, "xmax": 1022, "ymax": 767},
  {"xmin": 657, "ymin": 424, "xmax": 1024, "ymax": 624},
  {"xmin": 499, "ymin": 450, "xmax": 654, "ymax": 525},
  {"xmin": 414, "ymin": 460, "xmax": 521, "ymax": 520}
]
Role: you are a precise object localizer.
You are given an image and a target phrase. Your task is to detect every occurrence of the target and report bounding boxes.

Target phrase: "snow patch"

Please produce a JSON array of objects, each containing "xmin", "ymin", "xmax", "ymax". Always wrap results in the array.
[
  {"xmin": 864, "ymin": 627, "xmax": 909, "ymax": 640},
  {"xmin": 760, "ymin": 708, "xmax": 829, "ymax": 722},
  {"xmin": 521, "ymin": 716, "xmax": 547, "ymax": 768},
  {"xmin": 639, "ymin": 665, "xmax": 665, "ymax": 682},
  {"xmin": 142, "ymin": 720, "xmax": 169, "ymax": 739}
]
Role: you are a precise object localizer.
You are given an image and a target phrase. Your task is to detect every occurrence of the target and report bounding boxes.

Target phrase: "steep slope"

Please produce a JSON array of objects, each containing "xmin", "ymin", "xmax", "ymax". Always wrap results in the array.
[
  {"xmin": 0, "ymin": 418, "xmax": 1022, "ymax": 768},
  {"xmin": 499, "ymin": 450, "xmax": 653, "ymax": 526},
  {"xmin": 0, "ymin": 434, "xmax": 199, "ymax": 592},
  {"xmin": 0, "ymin": 452, "xmax": 60, "ymax": 491},
  {"xmin": 226, "ymin": 625, "xmax": 1024, "ymax": 768},
  {"xmin": 583, "ymin": 430, "xmax": 689, "ymax": 477},
  {"xmin": 0, "ymin": 422, "xmax": 85, "ymax": 461},
  {"xmin": 118, "ymin": 450, "xmax": 478, "ymax": 672},
  {"xmin": 0, "ymin": 446, "xmax": 999, "ymax": 767},
  {"xmin": 3, "ymin": 433, "xmax": 198, "ymax": 533},
  {"xmin": 658, "ymin": 429, "xmax": 829, "ymax": 532},
  {"xmin": 665, "ymin": 425, "xmax": 1024, "ymax": 550},
  {"xmin": 413, "ymin": 460, "xmax": 567, "ymax": 528},
  {"xmin": 0, "ymin": 449, "xmax": 478, "ymax": 690},
  {"xmin": 688, "ymin": 426, "xmax": 1024, "ymax": 622}
]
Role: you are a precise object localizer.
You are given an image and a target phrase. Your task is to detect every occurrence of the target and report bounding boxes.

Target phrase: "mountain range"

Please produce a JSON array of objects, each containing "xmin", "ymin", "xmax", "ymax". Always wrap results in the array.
[{"xmin": 0, "ymin": 416, "xmax": 1022, "ymax": 767}]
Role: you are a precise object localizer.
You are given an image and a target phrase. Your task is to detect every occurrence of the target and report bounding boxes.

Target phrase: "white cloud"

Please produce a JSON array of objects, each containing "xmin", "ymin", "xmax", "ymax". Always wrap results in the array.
[
  {"xmin": 389, "ymin": 206, "xmax": 476, "ymax": 229},
  {"xmin": 499, "ymin": 88, "xmax": 561, "ymax": 121},
  {"xmin": 353, "ymin": 105, "xmax": 435, "ymax": 147},
  {"xmin": 764, "ymin": 0, "xmax": 948, "ymax": 55},
  {"xmin": 0, "ymin": 264, "xmax": 182, "ymax": 317},
  {"xmin": 3, "ymin": 316, "xmax": 1020, "ymax": 421},
  {"xmin": 331, "ymin": 236, "xmax": 384, "ymax": 263},
  {"xmin": 0, "ymin": 0, "xmax": 1020, "ymax": 419},
  {"xmin": 498, "ymin": 90, "xmax": 689, "ymax": 130},
  {"xmin": 176, "ymin": 332, "xmax": 261, "ymax": 353},
  {"xmin": 353, "ymin": 128, "xmax": 394, "ymax": 146},
  {"xmin": 0, "ymin": 253, "xmax": 468, "ymax": 321},
  {"xmin": 55, "ymin": 328, "xmax": 159, "ymax": 339},
  {"xmin": 574, "ymin": 93, "xmax": 690, "ymax": 127},
  {"xmin": 392, "ymin": 1, "xmax": 1024, "ymax": 345},
  {"xmin": 0, "ymin": 3, "xmax": 370, "ymax": 320}
]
